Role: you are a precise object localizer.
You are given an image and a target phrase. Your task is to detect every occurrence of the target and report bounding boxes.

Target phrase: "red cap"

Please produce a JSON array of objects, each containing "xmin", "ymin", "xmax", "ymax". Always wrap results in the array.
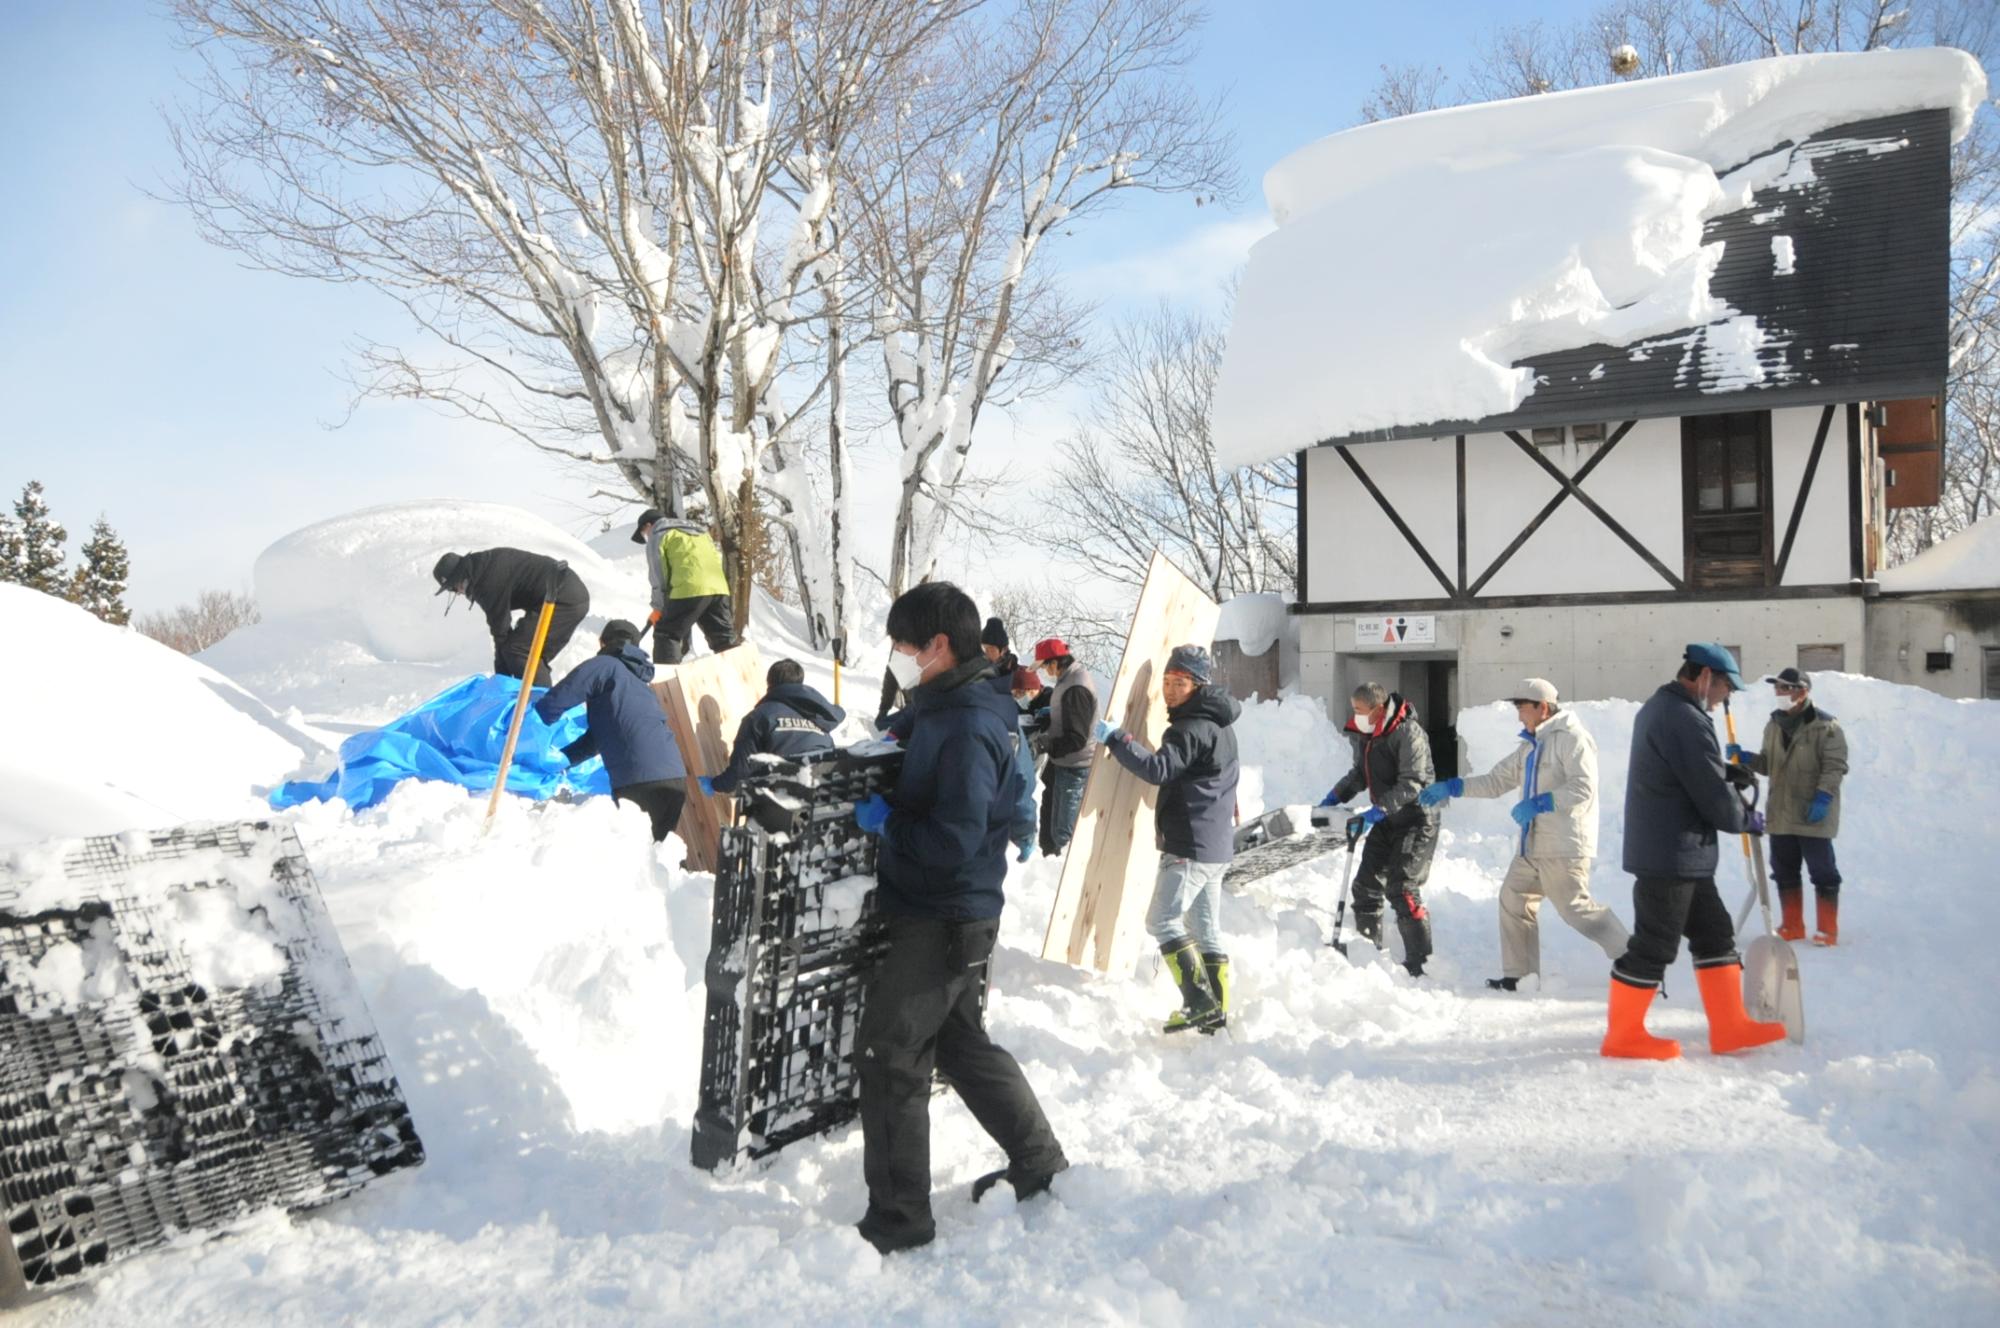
[
  {"xmin": 1032, "ymin": 637, "xmax": 1069, "ymax": 663},
  {"xmin": 1011, "ymin": 666, "xmax": 1043, "ymax": 692}
]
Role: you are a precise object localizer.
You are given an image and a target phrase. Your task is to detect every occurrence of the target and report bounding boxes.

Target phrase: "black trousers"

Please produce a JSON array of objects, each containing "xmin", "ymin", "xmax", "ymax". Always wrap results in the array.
[
  {"xmin": 1612, "ymin": 874, "xmax": 1740, "ymax": 989},
  {"xmin": 653, "ymin": 595, "xmax": 736, "ymax": 665},
  {"xmin": 1350, "ymin": 813, "xmax": 1437, "ymax": 971},
  {"xmin": 1770, "ymin": 835, "xmax": 1842, "ymax": 897},
  {"xmin": 613, "ymin": 779, "xmax": 686, "ymax": 843},
  {"xmin": 496, "ymin": 592, "xmax": 590, "ymax": 688},
  {"xmin": 857, "ymin": 915, "xmax": 1066, "ymax": 1242}
]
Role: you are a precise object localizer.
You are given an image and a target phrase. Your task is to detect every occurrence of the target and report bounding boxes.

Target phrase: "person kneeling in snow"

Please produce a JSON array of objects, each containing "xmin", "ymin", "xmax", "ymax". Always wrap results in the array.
[
  {"xmin": 1603, "ymin": 643, "xmax": 1785, "ymax": 1060},
  {"xmin": 1731, "ymin": 667, "xmax": 1847, "ymax": 947},
  {"xmin": 433, "ymin": 548, "xmax": 591, "ymax": 688},
  {"xmin": 1419, "ymin": 678, "xmax": 1629, "ymax": 990},
  {"xmin": 1096, "ymin": 645, "xmax": 1242, "ymax": 1033},
  {"xmin": 533, "ymin": 620, "xmax": 687, "ymax": 842},
  {"xmin": 847, "ymin": 582, "xmax": 1068, "ymax": 1255},
  {"xmin": 699, "ymin": 658, "xmax": 844, "ymax": 796},
  {"xmin": 1320, "ymin": 683, "xmax": 1439, "ymax": 977}
]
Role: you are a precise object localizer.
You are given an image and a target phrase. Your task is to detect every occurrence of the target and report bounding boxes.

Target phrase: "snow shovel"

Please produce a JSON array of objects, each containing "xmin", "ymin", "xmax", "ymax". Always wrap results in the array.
[
  {"xmin": 1724, "ymin": 701, "xmax": 1760, "ymax": 930},
  {"xmin": 1738, "ymin": 783, "xmax": 1805, "ymax": 1044},
  {"xmin": 1328, "ymin": 808, "xmax": 1376, "ymax": 956}
]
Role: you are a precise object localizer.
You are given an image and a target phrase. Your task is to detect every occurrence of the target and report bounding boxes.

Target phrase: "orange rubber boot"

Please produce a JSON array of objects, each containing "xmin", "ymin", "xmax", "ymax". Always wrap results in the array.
[
  {"xmin": 1776, "ymin": 887, "xmax": 1807, "ymax": 941},
  {"xmin": 1601, "ymin": 979, "xmax": 1681, "ymax": 1060},
  {"xmin": 1813, "ymin": 895, "xmax": 1839, "ymax": 947},
  {"xmin": 1696, "ymin": 962, "xmax": 1786, "ymax": 1053}
]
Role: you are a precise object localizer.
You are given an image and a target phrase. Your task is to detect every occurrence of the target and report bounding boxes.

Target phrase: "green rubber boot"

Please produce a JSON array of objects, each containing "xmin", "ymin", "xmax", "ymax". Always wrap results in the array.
[{"xmin": 1162, "ymin": 939, "xmax": 1224, "ymax": 1034}]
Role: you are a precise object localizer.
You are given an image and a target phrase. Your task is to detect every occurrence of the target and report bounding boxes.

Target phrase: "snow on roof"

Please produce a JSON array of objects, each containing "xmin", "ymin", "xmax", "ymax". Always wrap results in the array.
[
  {"xmin": 1212, "ymin": 48, "xmax": 1988, "ymax": 469},
  {"xmin": 1876, "ymin": 514, "xmax": 2000, "ymax": 593}
]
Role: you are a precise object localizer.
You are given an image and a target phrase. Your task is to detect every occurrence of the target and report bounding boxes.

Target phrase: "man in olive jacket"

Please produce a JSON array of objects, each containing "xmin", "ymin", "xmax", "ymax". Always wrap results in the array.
[
  {"xmin": 1733, "ymin": 667, "xmax": 1848, "ymax": 946},
  {"xmin": 1420, "ymin": 678, "xmax": 1628, "ymax": 989},
  {"xmin": 1319, "ymin": 682, "xmax": 1438, "ymax": 977}
]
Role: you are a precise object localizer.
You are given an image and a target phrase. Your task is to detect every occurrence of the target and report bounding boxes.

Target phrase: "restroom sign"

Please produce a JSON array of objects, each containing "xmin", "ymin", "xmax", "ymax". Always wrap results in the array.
[{"xmin": 1356, "ymin": 614, "xmax": 1435, "ymax": 647}]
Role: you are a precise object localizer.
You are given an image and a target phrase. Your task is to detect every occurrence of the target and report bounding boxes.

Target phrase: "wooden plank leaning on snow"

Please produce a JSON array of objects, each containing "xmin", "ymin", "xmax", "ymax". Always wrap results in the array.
[
  {"xmin": 650, "ymin": 641, "xmax": 766, "ymax": 873},
  {"xmin": 1041, "ymin": 552, "xmax": 1221, "ymax": 974}
]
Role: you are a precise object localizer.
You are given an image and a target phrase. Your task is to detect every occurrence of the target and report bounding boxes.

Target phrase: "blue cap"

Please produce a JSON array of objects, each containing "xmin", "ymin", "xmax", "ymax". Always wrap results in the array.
[{"xmin": 1684, "ymin": 642, "xmax": 1746, "ymax": 689}]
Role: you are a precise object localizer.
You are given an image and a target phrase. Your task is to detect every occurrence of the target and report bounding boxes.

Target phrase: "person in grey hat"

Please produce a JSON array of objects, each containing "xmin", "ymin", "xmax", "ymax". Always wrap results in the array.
[
  {"xmin": 1730, "ymin": 667, "xmax": 1848, "ymax": 946},
  {"xmin": 1419, "ymin": 678, "xmax": 1629, "ymax": 990},
  {"xmin": 1096, "ymin": 644, "xmax": 1242, "ymax": 1033}
]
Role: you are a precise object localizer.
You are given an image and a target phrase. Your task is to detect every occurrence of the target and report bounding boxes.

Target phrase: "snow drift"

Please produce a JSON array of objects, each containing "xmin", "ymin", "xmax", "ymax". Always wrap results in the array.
[
  {"xmin": 0, "ymin": 584, "xmax": 317, "ymax": 845},
  {"xmin": 1211, "ymin": 47, "xmax": 1989, "ymax": 466},
  {"xmin": 1876, "ymin": 512, "xmax": 2000, "ymax": 592}
]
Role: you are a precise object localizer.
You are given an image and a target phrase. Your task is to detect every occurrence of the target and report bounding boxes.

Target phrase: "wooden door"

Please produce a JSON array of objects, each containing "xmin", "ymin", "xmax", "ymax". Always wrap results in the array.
[{"xmin": 1682, "ymin": 411, "xmax": 1774, "ymax": 590}]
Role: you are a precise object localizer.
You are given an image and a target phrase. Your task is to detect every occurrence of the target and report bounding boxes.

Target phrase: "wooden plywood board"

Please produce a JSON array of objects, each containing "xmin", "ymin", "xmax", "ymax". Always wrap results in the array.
[
  {"xmin": 1040, "ymin": 552, "xmax": 1221, "ymax": 973},
  {"xmin": 651, "ymin": 641, "xmax": 766, "ymax": 872}
]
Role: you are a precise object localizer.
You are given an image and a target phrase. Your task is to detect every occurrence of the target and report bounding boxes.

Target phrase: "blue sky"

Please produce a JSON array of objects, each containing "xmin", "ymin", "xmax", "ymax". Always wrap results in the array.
[{"xmin": 0, "ymin": 0, "xmax": 1599, "ymax": 614}]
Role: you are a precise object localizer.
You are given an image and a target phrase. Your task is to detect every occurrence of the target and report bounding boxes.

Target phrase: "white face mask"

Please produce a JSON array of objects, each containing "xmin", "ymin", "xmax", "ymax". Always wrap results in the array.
[
  {"xmin": 1355, "ymin": 711, "xmax": 1376, "ymax": 734},
  {"xmin": 887, "ymin": 644, "xmax": 933, "ymax": 691}
]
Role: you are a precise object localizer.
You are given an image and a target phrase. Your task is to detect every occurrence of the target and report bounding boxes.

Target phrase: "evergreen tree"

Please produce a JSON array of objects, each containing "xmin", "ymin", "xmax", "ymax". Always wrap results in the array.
[
  {"xmin": 13, "ymin": 481, "xmax": 68, "ymax": 595},
  {"xmin": 71, "ymin": 517, "xmax": 131, "ymax": 624},
  {"xmin": 0, "ymin": 509, "xmax": 20, "ymax": 584}
]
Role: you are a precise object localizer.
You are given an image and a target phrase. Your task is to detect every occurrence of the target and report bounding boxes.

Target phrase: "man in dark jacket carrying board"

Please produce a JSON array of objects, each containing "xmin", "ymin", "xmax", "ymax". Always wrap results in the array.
[
  {"xmin": 433, "ymin": 547, "xmax": 591, "ymax": 687},
  {"xmin": 1320, "ymin": 683, "xmax": 1439, "ymax": 977},
  {"xmin": 847, "ymin": 582, "xmax": 1068, "ymax": 1255},
  {"xmin": 1602, "ymin": 643, "xmax": 1786, "ymax": 1060},
  {"xmin": 701, "ymin": 659, "xmax": 844, "ymax": 795},
  {"xmin": 533, "ymin": 620, "xmax": 687, "ymax": 841},
  {"xmin": 1098, "ymin": 644, "xmax": 1242, "ymax": 1033}
]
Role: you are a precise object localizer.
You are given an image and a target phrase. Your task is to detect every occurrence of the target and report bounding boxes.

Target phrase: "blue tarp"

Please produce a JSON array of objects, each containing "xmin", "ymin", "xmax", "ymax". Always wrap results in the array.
[{"xmin": 270, "ymin": 675, "xmax": 612, "ymax": 812}]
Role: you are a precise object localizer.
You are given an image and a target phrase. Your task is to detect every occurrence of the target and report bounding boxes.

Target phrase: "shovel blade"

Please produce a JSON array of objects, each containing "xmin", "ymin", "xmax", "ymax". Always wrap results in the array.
[{"xmin": 1744, "ymin": 934, "xmax": 1806, "ymax": 1043}]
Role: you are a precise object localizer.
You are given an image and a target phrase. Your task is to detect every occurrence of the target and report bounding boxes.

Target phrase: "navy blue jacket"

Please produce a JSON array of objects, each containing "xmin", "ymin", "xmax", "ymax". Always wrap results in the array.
[
  {"xmin": 877, "ymin": 659, "xmax": 1034, "ymax": 921},
  {"xmin": 1622, "ymin": 681, "xmax": 1749, "ymax": 877},
  {"xmin": 534, "ymin": 644, "xmax": 685, "ymax": 788},
  {"xmin": 1106, "ymin": 685, "xmax": 1242, "ymax": 863},
  {"xmin": 709, "ymin": 683, "xmax": 844, "ymax": 793}
]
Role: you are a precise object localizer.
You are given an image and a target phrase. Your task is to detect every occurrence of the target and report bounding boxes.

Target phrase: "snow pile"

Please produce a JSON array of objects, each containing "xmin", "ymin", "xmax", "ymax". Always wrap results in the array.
[
  {"xmin": 1214, "ymin": 591, "xmax": 1290, "ymax": 656},
  {"xmin": 0, "ymin": 585, "xmax": 318, "ymax": 845},
  {"xmin": 1212, "ymin": 48, "xmax": 1988, "ymax": 465},
  {"xmin": 1876, "ymin": 512, "xmax": 2000, "ymax": 592},
  {"xmin": 204, "ymin": 501, "xmax": 654, "ymax": 724}
]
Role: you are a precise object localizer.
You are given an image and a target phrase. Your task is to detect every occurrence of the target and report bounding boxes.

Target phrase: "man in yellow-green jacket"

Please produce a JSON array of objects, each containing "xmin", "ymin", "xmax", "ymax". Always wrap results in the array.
[
  {"xmin": 1731, "ymin": 667, "xmax": 1849, "ymax": 946},
  {"xmin": 632, "ymin": 505, "xmax": 736, "ymax": 665}
]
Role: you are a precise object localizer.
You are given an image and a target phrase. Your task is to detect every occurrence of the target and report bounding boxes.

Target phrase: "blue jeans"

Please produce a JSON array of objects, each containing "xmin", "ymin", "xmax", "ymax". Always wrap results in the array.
[
  {"xmin": 1145, "ymin": 854, "xmax": 1228, "ymax": 953},
  {"xmin": 1040, "ymin": 764, "xmax": 1088, "ymax": 856}
]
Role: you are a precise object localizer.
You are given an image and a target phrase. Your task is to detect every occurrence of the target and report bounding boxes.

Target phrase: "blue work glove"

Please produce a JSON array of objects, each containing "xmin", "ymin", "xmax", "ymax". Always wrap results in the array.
[
  {"xmin": 1509, "ymin": 791, "xmax": 1555, "ymax": 829},
  {"xmin": 1725, "ymin": 743, "xmax": 1742, "ymax": 762},
  {"xmin": 1360, "ymin": 807, "xmax": 1386, "ymax": 827},
  {"xmin": 1015, "ymin": 837, "xmax": 1035, "ymax": 863},
  {"xmin": 696, "ymin": 775, "xmax": 716, "ymax": 797},
  {"xmin": 1418, "ymin": 778, "xmax": 1462, "ymax": 809},
  {"xmin": 1745, "ymin": 809, "xmax": 1766, "ymax": 836},
  {"xmin": 854, "ymin": 794, "xmax": 891, "ymax": 835},
  {"xmin": 1806, "ymin": 790, "xmax": 1832, "ymax": 824},
  {"xmin": 1092, "ymin": 719, "xmax": 1119, "ymax": 744},
  {"xmin": 1317, "ymin": 787, "xmax": 1346, "ymax": 809}
]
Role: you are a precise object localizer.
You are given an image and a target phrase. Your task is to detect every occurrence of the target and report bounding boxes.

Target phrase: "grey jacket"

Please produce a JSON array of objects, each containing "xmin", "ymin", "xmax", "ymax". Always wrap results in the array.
[
  {"xmin": 1460, "ymin": 706, "xmax": 1599, "ymax": 860},
  {"xmin": 1748, "ymin": 703, "xmax": 1847, "ymax": 838},
  {"xmin": 1044, "ymin": 662, "xmax": 1100, "ymax": 769},
  {"xmin": 1622, "ymin": 682, "xmax": 1750, "ymax": 878}
]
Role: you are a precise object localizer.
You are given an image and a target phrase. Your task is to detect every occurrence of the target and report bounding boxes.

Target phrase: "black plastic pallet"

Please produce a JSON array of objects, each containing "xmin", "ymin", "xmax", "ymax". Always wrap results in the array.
[
  {"xmin": 0, "ymin": 822, "xmax": 423, "ymax": 1305},
  {"xmin": 1223, "ymin": 806, "xmax": 1352, "ymax": 892}
]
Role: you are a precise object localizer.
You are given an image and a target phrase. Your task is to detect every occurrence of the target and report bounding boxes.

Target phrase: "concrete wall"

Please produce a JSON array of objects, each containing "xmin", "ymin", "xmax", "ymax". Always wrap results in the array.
[
  {"xmin": 1297, "ymin": 596, "xmax": 1868, "ymax": 712},
  {"xmin": 1864, "ymin": 593, "xmax": 2000, "ymax": 699}
]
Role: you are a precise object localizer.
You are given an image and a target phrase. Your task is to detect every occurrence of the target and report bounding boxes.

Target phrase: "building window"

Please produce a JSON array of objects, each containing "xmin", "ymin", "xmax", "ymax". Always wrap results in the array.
[
  {"xmin": 1682, "ymin": 412, "xmax": 1774, "ymax": 589},
  {"xmin": 1571, "ymin": 422, "xmax": 1606, "ymax": 444},
  {"xmin": 1985, "ymin": 647, "xmax": 2000, "ymax": 700},
  {"xmin": 1798, "ymin": 644, "xmax": 1846, "ymax": 673},
  {"xmin": 1531, "ymin": 426, "xmax": 1565, "ymax": 449}
]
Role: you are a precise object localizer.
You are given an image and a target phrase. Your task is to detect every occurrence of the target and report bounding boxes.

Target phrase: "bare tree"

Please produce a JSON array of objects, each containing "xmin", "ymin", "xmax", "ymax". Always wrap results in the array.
[
  {"xmin": 852, "ymin": 0, "xmax": 1235, "ymax": 598},
  {"xmin": 1041, "ymin": 304, "xmax": 1295, "ymax": 601},
  {"xmin": 137, "ymin": 590, "xmax": 262, "ymax": 655},
  {"xmin": 1362, "ymin": 0, "xmax": 2000, "ymax": 563},
  {"xmin": 987, "ymin": 578, "xmax": 1127, "ymax": 665},
  {"xmin": 1358, "ymin": 63, "xmax": 1453, "ymax": 123}
]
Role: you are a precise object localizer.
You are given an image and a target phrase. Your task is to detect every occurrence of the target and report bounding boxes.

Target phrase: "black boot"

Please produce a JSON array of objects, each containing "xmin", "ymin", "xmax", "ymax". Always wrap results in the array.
[
  {"xmin": 1395, "ymin": 898, "xmax": 1433, "ymax": 977},
  {"xmin": 1160, "ymin": 938, "xmax": 1222, "ymax": 1034},
  {"xmin": 1485, "ymin": 977, "xmax": 1518, "ymax": 992},
  {"xmin": 972, "ymin": 1155, "xmax": 1070, "ymax": 1203},
  {"xmin": 1352, "ymin": 908, "xmax": 1385, "ymax": 948}
]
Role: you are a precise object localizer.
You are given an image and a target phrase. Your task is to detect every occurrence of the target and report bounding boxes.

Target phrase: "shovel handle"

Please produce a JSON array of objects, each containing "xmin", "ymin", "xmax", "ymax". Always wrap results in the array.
[{"xmin": 1724, "ymin": 704, "xmax": 1753, "ymax": 858}]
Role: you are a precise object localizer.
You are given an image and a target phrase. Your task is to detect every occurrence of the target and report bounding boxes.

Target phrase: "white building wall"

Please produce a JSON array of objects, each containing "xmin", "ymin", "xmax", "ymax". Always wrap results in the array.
[{"xmin": 1770, "ymin": 404, "xmax": 1851, "ymax": 586}]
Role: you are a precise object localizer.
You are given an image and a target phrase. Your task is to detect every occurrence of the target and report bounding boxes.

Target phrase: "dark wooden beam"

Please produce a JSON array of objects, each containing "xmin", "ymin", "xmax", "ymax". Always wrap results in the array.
[
  {"xmin": 1465, "ymin": 420, "xmax": 1638, "ymax": 596},
  {"xmin": 1333, "ymin": 445, "xmax": 1457, "ymax": 598},
  {"xmin": 1290, "ymin": 582, "xmax": 1867, "ymax": 615},
  {"xmin": 1504, "ymin": 428, "xmax": 1686, "ymax": 591},
  {"xmin": 1296, "ymin": 448, "xmax": 1310, "ymax": 604},
  {"xmin": 1847, "ymin": 402, "xmax": 1865, "ymax": 580},
  {"xmin": 1454, "ymin": 435, "xmax": 1468, "ymax": 595},
  {"xmin": 1775, "ymin": 404, "xmax": 1836, "ymax": 584}
]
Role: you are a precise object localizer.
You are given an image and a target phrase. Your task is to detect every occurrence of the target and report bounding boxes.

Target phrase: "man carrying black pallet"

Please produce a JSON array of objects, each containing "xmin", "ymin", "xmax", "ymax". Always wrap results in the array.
[{"xmin": 847, "ymin": 582, "xmax": 1067, "ymax": 1255}]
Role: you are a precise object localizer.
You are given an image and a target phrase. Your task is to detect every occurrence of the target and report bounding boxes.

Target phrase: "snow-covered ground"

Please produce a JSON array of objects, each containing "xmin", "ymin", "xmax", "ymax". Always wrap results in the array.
[{"xmin": 4, "ymin": 507, "xmax": 1999, "ymax": 1325}]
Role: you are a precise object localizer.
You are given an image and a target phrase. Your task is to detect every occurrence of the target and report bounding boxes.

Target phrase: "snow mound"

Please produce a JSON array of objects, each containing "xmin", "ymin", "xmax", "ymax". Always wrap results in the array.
[
  {"xmin": 1213, "ymin": 47, "xmax": 1988, "ymax": 465},
  {"xmin": 1876, "ymin": 512, "xmax": 2000, "ymax": 592},
  {"xmin": 203, "ymin": 501, "xmax": 655, "ymax": 723},
  {"xmin": 0, "ymin": 585, "xmax": 318, "ymax": 845},
  {"xmin": 1214, "ymin": 591, "xmax": 1290, "ymax": 657}
]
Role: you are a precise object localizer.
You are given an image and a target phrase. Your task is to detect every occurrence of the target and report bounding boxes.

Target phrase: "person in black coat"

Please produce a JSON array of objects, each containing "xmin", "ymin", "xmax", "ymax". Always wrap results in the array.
[
  {"xmin": 1099, "ymin": 644, "xmax": 1242, "ymax": 1033},
  {"xmin": 1321, "ymin": 682, "xmax": 1440, "ymax": 977},
  {"xmin": 702, "ymin": 659, "xmax": 844, "ymax": 795},
  {"xmin": 846, "ymin": 582, "xmax": 1067, "ymax": 1255},
  {"xmin": 1602, "ymin": 643, "xmax": 1786, "ymax": 1060},
  {"xmin": 533, "ymin": 620, "xmax": 687, "ymax": 841},
  {"xmin": 434, "ymin": 547, "xmax": 590, "ymax": 687}
]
